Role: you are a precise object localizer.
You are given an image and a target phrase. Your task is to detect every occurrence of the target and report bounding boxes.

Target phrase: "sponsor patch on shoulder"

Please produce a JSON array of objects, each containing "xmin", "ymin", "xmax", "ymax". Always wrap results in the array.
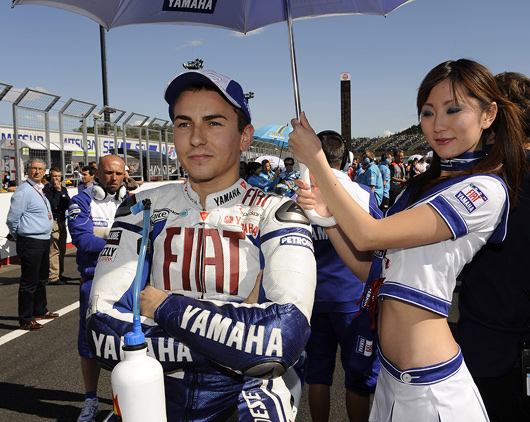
[
  {"xmin": 455, "ymin": 183, "xmax": 488, "ymax": 213},
  {"xmin": 280, "ymin": 234, "xmax": 313, "ymax": 250}
]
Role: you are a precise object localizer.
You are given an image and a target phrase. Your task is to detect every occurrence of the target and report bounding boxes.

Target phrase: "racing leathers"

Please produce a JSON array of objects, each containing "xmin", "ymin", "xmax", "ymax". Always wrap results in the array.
[
  {"xmin": 87, "ymin": 178, "xmax": 317, "ymax": 421},
  {"xmin": 68, "ymin": 189, "xmax": 124, "ymax": 279},
  {"xmin": 68, "ymin": 188, "xmax": 125, "ymax": 358}
]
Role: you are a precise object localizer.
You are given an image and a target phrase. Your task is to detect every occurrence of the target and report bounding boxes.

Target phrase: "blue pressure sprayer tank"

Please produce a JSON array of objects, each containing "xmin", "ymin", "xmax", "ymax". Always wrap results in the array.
[{"xmin": 111, "ymin": 198, "xmax": 167, "ymax": 421}]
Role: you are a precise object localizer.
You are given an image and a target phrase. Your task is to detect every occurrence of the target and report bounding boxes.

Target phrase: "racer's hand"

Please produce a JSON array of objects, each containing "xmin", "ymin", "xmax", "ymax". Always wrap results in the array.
[
  {"xmin": 140, "ymin": 285, "xmax": 169, "ymax": 320},
  {"xmin": 242, "ymin": 269, "xmax": 263, "ymax": 304}
]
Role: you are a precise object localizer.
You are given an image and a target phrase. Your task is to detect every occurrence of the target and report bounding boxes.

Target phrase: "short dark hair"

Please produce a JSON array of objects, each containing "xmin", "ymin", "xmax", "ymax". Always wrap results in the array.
[
  {"xmin": 82, "ymin": 165, "xmax": 96, "ymax": 176},
  {"xmin": 179, "ymin": 84, "xmax": 250, "ymax": 133},
  {"xmin": 49, "ymin": 167, "xmax": 62, "ymax": 174},
  {"xmin": 317, "ymin": 131, "xmax": 345, "ymax": 169},
  {"xmin": 247, "ymin": 162, "xmax": 262, "ymax": 175},
  {"xmin": 284, "ymin": 157, "xmax": 295, "ymax": 165}
]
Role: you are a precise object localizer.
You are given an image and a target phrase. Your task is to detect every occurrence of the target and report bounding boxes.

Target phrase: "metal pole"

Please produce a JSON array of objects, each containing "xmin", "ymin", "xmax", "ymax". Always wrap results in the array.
[
  {"xmin": 100, "ymin": 25, "xmax": 110, "ymax": 135},
  {"xmin": 284, "ymin": 0, "xmax": 301, "ymax": 120},
  {"xmin": 284, "ymin": 0, "xmax": 335, "ymax": 227},
  {"xmin": 12, "ymin": 103, "xmax": 21, "ymax": 185}
]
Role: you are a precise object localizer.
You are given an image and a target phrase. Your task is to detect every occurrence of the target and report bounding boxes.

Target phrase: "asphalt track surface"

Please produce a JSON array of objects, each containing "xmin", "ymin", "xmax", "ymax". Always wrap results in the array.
[{"xmin": 0, "ymin": 248, "xmax": 460, "ymax": 422}]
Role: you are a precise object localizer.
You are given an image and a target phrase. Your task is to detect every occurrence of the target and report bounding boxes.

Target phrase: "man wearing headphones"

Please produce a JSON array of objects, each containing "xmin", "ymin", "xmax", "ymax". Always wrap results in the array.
[
  {"xmin": 43, "ymin": 167, "xmax": 71, "ymax": 285},
  {"xmin": 67, "ymin": 154, "xmax": 127, "ymax": 422},
  {"xmin": 304, "ymin": 131, "xmax": 381, "ymax": 422}
]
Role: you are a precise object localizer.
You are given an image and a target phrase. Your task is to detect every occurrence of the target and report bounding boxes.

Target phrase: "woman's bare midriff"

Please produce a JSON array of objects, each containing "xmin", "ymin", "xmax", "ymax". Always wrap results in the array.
[{"xmin": 377, "ymin": 298, "xmax": 459, "ymax": 371}]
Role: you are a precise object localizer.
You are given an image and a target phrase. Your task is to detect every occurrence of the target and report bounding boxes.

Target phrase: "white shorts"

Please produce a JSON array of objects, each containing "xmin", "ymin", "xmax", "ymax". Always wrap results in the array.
[{"xmin": 369, "ymin": 347, "xmax": 489, "ymax": 422}]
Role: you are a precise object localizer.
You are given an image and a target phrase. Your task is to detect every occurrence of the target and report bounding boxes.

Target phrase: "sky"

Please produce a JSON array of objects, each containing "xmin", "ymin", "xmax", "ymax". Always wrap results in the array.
[{"xmin": 1, "ymin": 0, "xmax": 530, "ymax": 138}]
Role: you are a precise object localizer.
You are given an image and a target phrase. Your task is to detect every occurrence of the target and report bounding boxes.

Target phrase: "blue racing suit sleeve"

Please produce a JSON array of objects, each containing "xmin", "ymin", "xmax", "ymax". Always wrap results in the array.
[
  {"xmin": 68, "ymin": 192, "xmax": 107, "ymax": 277},
  {"xmin": 154, "ymin": 293, "xmax": 310, "ymax": 378}
]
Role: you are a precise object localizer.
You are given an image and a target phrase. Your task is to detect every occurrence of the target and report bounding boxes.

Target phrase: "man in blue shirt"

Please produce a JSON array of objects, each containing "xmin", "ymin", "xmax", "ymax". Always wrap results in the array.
[
  {"xmin": 278, "ymin": 157, "xmax": 300, "ymax": 197},
  {"xmin": 6, "ymin": 158, "xmax": 58, "ymax": 331},
  {"xmin": 260, "ymin": 159, "xmax": 280, "ymax": 192},
  {"xmin": 378, "ymin": 153, "xmax": 391, "ymax": 213},
  {"xmin": 360, "ymin": 151, "xmax": 384, "ymax": 206},
  {"xmin": 305, "ymin": 131, "xmax": 381, "ymax": 422}
]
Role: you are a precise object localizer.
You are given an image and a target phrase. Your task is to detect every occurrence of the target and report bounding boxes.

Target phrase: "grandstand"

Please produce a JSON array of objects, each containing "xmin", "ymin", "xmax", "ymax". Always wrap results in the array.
[{"xmin": 350, "ymin": 124, "xmax": 431, "ymax": 158}]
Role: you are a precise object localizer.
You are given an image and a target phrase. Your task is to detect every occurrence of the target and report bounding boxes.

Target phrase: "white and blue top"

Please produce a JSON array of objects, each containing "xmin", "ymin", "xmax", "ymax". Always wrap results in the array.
[{"xmin": 377, "ymin": 173, "xmax": 509, "ymax": 317}]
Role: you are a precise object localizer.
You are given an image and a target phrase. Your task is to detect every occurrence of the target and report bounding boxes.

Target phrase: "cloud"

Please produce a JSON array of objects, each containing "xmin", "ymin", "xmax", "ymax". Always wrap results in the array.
[
  {"xmin": 175, "ymin": 40, "xmax": 203, "ymax": 51},
  {"xmin": 1, "ymin": 86, "xmax": 55, "ymax": 104},
  {"xmin": 232, "ymin": 27, "xmax": 265, "ymax": 37},
  {"xmin": 382, "ymin": 130, "xmax": 394, "ymax": 137}
]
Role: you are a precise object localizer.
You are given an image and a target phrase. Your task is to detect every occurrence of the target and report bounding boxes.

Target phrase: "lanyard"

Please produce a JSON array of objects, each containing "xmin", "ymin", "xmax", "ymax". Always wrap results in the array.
[{"xmin": 27, "ymin": 180, "xmax": 52, "ymax": 221}]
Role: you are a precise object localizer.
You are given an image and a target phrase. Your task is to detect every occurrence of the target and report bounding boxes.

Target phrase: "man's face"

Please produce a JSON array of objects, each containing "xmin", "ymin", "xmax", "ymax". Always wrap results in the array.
[
  {"xmin": 395, "ymin": 152, "xmax": 404, "ymax": 164},
  {"xmin": 262, "ymin": 162, "xmax": 271, "ymax": 173},
  {"xmin": 50, "ymin": 170, "xmax": 62, "ymax": 184},
  {"xmin": 97, "ymin": 157, "xmax": 126, "ymax": 194},
  {"xmin": 172, "ymin": 89, "xmax": 252, "ymax": 191},
  {"xmin": 27, "ymin": 161, "xmax": 46, "ymax": 184},
  {"xmin": 284, "ymin": 161, "xmax": 294, "ymax": 171},
  {"xmin": 81, "ymin": 170, "xmax": 94, "ymax": 185}
]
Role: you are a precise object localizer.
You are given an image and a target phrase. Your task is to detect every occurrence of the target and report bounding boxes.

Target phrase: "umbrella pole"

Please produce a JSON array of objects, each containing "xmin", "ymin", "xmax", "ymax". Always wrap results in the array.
[
  {"xmin": 284, "ymin": 0, "xmax": 336, "ymax": 227},
  {"xmin": 285, "ymin": 0, "xmax": 301, "ymax": 120}
]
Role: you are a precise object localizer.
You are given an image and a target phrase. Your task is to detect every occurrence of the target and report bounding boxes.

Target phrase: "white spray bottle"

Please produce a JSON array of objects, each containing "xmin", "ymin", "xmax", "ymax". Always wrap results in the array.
[{"xmin": 111, "ymin": 198, "xmax": 167, "ymax": 421}]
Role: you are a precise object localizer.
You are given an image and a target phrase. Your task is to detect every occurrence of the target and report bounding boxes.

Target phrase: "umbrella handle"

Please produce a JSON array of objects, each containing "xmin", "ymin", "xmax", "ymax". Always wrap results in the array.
[{"xmin": 299, "ymin": 163, "xmax": 337, "ymax": 227}]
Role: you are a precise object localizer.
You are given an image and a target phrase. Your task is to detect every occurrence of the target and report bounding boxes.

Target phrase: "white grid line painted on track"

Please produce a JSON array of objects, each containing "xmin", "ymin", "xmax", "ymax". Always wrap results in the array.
[{"xmin": 0, "ymin": 301, "xmax": 79, "ymax": 346}]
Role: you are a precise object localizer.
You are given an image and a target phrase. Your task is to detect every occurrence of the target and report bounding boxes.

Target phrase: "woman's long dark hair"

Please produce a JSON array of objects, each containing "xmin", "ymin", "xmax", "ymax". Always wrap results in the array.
[{"xmin": 405, "ymin": 59, "xmax": 526, "ymax": 208}]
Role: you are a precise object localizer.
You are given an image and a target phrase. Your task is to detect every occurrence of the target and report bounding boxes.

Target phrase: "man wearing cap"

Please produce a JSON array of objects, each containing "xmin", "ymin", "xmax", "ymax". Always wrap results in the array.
[{"xmin": 87, "ymin": 70, "xmax": 316, "ymax": 421}]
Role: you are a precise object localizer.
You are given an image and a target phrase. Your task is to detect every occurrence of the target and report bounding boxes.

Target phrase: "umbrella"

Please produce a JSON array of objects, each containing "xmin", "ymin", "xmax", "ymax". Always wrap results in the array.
[
  {"xmin": 12, "ymin": 0, "xmax": 417, "ymax": 226},
  {"xmin": 12, "ymin": 1, "xmax": 416, "ymax": 33},
  {"xmin": 407, "ymin": 154, "xmax": 423, "ymax": 161},
  {"xmin": 253, "ymin": 125, "xmax": 293, "ymax": 148},
  {"xmin": 253, "ymin": 155, "xmax": 285, "ymax": 170}
]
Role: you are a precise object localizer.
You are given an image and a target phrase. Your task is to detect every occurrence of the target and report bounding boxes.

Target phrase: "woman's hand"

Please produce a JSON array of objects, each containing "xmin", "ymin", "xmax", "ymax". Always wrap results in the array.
[
  {"xmin": 289, "ymin": 112, "xmax": 324, "ymax": 167},
  {"xmin": 294, "ymin": 178, "xmax": 333, "ymax": 218},
  {"xmin": 140, "ymin": 285, "xmax": 169, "ymax": 319}
]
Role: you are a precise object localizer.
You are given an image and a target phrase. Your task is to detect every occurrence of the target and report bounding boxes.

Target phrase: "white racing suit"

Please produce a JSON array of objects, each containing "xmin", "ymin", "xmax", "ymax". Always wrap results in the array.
[{"xmin": 87, "ymin": 179, "xmax": 316, "ymax": 421}]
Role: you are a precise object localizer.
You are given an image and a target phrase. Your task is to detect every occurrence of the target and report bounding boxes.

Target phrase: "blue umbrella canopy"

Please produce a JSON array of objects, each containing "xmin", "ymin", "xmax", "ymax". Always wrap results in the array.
[
  {"xmin": 12, "ymin": 1, "xmax": 416, "ymax": 32},
  {"xmin": 253, "ymin": 125, "xmax": 293, "ymax": 148}
]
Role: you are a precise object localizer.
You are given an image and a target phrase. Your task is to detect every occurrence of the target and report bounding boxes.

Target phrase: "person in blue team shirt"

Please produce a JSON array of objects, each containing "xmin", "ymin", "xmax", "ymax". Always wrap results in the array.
[
  {"xmin": 260, "ymin": 159, "xmax": 280, "ymax": 192},
  {"xmin": 278, "ymin": 157, "xmax": 300, "ymax": 197},
  {"xmin": 246, "ymin": 161, "xmax": 279, "ymax": 191},
  {"xmin": 304, "ymin": 130, "xmax": 381, "ymax": 422},
  {"xmin": 360, "ymin": 151, "xmax": 384, "ymax": 206},
  {"xmin": 378, "ymin": 153, "xmax": 391, "ymax": 213}
]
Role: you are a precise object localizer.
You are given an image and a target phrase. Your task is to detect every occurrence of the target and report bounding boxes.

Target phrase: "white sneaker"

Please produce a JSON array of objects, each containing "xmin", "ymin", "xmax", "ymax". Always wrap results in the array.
[{"xmin": 78, "ymin": 397, "xmax": 99, "ymax": 422}]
